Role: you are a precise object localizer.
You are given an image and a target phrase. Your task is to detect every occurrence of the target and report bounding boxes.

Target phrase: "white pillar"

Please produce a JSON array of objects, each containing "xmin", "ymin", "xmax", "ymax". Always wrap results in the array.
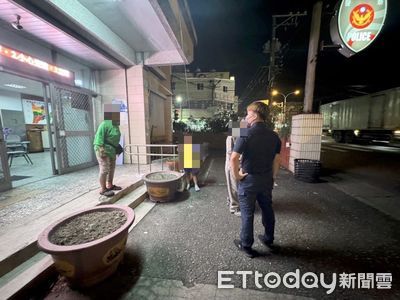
[
  {"xmin": 99, "ymin": 66, "xmax": 149, "ymax": 164},
  {"xmin": 289, "ymin": 114, "xmax": 323, "ymax": 173}
]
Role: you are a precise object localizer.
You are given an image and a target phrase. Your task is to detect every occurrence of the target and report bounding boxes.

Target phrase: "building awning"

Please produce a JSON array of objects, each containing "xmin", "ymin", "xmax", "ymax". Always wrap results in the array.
[
  {"xmin": 0, "ymin": 0, "xmax": 121, "ymax": 69},
  {"xmin": 0, "ymin": 0, "xmax": 196, "ymax": 68}
]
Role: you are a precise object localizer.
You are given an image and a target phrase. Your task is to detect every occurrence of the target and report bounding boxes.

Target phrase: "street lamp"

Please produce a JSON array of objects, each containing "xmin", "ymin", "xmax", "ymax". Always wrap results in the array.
[
  {"xmin": 176, "ymin": 96, "xmax": 183, "ymax": 120},
  {"xmin": 271, "ymin": 89, "xmax": 300, "ymax": 122}
]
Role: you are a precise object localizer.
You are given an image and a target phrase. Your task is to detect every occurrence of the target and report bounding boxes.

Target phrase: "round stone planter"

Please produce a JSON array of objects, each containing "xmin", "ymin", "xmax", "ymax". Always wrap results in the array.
[
  {"xmin": 143, "ymin": 171, "xmax": 184, "ymax": 202},
  {"xmin": 37, "ymin": 205, "xmax": 135, "ymax": 287}
]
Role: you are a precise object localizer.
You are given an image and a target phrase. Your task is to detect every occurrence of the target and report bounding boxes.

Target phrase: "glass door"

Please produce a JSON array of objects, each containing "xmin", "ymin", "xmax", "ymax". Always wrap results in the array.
[{"xmin": 0, "ymin": 114, "xmax": 12, "ymax": 192}]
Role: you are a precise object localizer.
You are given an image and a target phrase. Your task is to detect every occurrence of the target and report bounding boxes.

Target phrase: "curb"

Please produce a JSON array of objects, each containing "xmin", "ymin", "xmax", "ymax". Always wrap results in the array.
[{"xmin": 0, "ymin": 184, "xmax": 149, "ymax": 300}]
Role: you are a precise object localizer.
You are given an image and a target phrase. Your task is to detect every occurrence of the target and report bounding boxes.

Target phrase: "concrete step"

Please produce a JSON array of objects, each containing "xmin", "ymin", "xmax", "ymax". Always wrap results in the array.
[
  {"xmin": 0, "ymin": 185, "xmax": 153, "ymax": 300},
  {"xmin": 0, "ymin": 178, "xmax": 144, "ymax": 279},
  {"xmin": 0, "ymin": 155, "xmax": 214, "ymax": 299}
]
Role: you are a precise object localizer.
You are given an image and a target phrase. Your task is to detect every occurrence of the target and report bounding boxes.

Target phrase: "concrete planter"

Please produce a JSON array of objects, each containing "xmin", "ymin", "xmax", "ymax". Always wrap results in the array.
[
  {"xmin": 143, "ymin": 171, "xmax": 184, "ymax": 202},
  {"xmin": 37, "ymin": 205, "xmax": 135, "ymax": 287}
]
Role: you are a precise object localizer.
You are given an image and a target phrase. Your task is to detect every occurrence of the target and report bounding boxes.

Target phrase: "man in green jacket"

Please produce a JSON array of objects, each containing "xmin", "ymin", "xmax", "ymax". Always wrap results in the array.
[{"xmin": 93, "ymin": 104, "xmax": 122, "ymax": 197}]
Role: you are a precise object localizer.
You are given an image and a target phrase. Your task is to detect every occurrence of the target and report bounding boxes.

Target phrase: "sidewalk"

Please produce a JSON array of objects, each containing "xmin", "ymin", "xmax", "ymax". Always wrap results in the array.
[
  {"xmin": 0, "ymin": 161, "xmax": 167, "ymax": 282},
  {"xmin": 29, "ymin": 153, "xmax": 400, "ymax": 299},
  {"xmin": 0, "ymin": 163, "xmax": 144, "ymax": 234}
]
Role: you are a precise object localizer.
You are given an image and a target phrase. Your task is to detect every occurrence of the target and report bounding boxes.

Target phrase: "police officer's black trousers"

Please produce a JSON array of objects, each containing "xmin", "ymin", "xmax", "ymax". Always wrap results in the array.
[{"xmin": 238, "ymin": 189, "xmax": 275, "ymax": 248}]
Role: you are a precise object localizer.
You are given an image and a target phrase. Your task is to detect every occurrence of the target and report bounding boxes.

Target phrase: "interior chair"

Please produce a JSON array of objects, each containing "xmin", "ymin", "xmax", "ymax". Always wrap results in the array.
[
  {"xmin": 5, "ymin": 134, "xmax": 21, "ymax": 143},
  {"xmin": 6, "ymin": 135, "xmax": 33, "ymax": 167}
]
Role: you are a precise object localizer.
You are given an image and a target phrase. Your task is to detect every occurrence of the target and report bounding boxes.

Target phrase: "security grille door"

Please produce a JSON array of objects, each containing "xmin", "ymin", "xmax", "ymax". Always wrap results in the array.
[
  {"xmin": 0, "ymin": 114, "xmax": 12, "ymax": 191},
  {"xmin": 50, "ymin": 84, "xmax": 96, "ymax": 174}
]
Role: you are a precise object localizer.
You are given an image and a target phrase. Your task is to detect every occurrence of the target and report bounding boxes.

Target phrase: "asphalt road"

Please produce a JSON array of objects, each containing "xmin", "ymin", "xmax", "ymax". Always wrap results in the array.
[
  {"xmin": 320, "ymin": 139, "xmax": 400, "ymax": 195},
  {"xmin": 37, "ymin": 153, "xmax": 400, "ymax": 299},
  {"xmin": 124, "ymin": 155, "xmax": 400, "ymax": 299}
]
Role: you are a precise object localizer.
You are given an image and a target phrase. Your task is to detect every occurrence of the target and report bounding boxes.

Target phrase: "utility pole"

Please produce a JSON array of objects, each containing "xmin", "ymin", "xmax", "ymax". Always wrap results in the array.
[
  {"xmin": 268, "ymin": 16, "xmax": 277, "ymax": 95},
  {"xmin": 211, "ymin": 79, "xmax": 221, "ymax": 108},
  {"xmin": 267, "ymin": 12, "xmax": 307, "ymax": 97},
  {"xmin": 303, "ymin": 1, "xmax": 322, "ymax": 113}
]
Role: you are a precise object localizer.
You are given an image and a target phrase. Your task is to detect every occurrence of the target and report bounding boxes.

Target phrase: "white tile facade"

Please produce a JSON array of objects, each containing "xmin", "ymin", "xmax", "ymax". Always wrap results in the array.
[
  {"xmin": 99, "ymin": 66, "xmax": 148, "ymax": 164},
  {"xmin": 99, "ymin": 65, "xmax": 173, "ymax": 165},
  {"xmin": 289, "ymin": 114, "xmax": 323, "ymax": 173}
]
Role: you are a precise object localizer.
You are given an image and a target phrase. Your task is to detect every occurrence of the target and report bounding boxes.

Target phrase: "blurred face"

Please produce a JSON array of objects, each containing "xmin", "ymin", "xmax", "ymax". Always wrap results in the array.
[
  {"xmin": 104, "ymin": 104, "xmax": 121, "ymax": 125},
  {"xmin": 245, "ymin": 109, "xmax": 258, "ymax": 126},
  {"xmin": 111, "ymin": 112, "xmax": 120, "ymax": 125},
  {"xmin": 229, "ymin": 120, "xmax": 249, "ymax": 137},
  {"xmin": 104, "ymin": 112, "xmax": 120, "ymax": 125}
]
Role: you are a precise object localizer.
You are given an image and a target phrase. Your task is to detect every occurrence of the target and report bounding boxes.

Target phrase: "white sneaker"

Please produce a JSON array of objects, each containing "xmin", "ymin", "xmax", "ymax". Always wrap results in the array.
[
  {"xmin": 186, "ymin": 183, "xmax": 191, "ymax": 190},
  {"xmin": 195, "ymin": 185, "xmax": 200, "ymax": 192},
  {"xmin": 231, "ymin": 208, "xmax": 241, "ymax": 217}
]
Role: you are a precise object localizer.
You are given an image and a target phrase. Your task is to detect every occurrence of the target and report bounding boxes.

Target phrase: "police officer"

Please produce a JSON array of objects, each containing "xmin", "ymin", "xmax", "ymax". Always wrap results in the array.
[{"xmin": 230, "ymin": 101, "xmax": 281, "ymax": 258}]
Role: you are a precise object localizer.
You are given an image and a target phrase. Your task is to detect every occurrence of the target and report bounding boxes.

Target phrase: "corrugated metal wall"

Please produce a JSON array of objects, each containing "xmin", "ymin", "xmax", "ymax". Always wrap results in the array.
[{"xmin": 319, "ymin": 87, "xmax": 400, "ymax": 130}]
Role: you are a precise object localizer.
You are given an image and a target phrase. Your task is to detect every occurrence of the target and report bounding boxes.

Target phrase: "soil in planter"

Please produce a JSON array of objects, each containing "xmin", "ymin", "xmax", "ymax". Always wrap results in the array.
[
  {"xmin": 50, "ymin": 211, "xmax": 127, "ymax": 246},
  {"xmin": 147, "ymin": 172, "xmax": 178, "ymax": 180}
]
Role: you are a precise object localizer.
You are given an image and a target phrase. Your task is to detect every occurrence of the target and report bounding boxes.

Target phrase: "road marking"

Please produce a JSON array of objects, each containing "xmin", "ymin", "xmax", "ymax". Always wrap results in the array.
[
  {"xmin": 336, "ymin": 145, "xmax": 373, "ymax": 152},
  {"xmin": 322, "ymin": 142, "xmax": 400, "ymax": 153},
  {"xmin": 200, "ymin": 157, "xmax": 214, "ymax": 185},
  {"xmin": 356, "ymin": 145, "xmax": 400, "ymax": 153},
  {"xmin": 323, "ymin": 144, "xmax": 373, "ymax": 152},
  {"xmin": 342, "ymin": 144, "xmax": 376, "ymax": 152},
  {"xmin": 321, "ymin": 145, "xmax": 347, "ymax": 152}
]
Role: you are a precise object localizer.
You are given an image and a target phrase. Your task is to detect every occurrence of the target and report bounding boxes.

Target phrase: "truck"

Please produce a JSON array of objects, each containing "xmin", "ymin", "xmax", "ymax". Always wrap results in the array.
[{"xmin": 320, "ymin": 87, "xmax": 400, "ymax": 144}]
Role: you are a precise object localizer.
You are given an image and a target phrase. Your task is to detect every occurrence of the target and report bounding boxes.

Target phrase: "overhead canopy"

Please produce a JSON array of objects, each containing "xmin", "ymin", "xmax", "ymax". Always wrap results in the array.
[{"xmin": 0, "ymin": 0, "xmax": 196, "ymax": 69}]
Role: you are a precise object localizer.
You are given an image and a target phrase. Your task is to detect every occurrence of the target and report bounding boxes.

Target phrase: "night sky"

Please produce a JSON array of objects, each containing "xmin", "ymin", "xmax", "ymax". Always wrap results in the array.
[{"xmin": 187, "ymin": 0, "xmax": 400, "ymax": 104}]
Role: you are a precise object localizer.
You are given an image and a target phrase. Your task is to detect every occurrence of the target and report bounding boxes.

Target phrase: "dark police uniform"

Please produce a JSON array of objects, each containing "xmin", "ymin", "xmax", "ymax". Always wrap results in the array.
[{"xmin": 233, "ymin": 122, "xmax": 281, "ymax": 248}]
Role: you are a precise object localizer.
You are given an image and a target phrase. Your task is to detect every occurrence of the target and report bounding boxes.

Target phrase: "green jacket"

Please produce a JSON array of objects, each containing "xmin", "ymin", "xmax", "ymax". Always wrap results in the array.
[{"xmin": 93, "ymin": 120, "xmax": 121, "ymax": 159}]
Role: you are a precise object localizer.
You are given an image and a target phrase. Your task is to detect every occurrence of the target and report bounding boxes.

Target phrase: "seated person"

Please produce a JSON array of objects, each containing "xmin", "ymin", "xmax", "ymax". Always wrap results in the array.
[{"xmin": 184, "ymin": 168, "xmax": 200, "ymax": 191}]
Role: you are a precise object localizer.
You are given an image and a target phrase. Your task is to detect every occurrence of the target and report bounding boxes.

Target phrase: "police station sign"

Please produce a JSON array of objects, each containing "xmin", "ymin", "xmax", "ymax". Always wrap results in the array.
[{"xmin": 330, "ymin": 0, "xmax": 387, "ymax": 57}]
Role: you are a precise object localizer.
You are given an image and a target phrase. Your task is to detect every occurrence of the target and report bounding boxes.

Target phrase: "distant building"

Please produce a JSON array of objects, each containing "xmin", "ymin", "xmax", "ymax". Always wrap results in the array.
[{"xmin": 171, "ymin": 70, "xmax": 236, "ymax": 120}]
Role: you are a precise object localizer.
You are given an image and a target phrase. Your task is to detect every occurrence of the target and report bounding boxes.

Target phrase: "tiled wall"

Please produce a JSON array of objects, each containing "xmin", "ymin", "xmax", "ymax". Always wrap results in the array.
[
  {"xmin": 289, "ymin": 114, "xmax": 323, "ymax": 172},
  {"xmin": 99, "ymin": 67, "xmax": 147, "ymax": 164},
  {"xmin": 143, "ymin": 66, "xmax": 173, "ymax": 144},
  {"xmin": 99, "ymin": 65, "xmax": 173, "ymax": 165}
]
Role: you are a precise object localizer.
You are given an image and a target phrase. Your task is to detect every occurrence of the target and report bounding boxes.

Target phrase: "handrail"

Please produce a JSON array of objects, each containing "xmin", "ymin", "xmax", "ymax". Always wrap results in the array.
[{"xmin": 124, "ymin": 144, "xmax": 179, "ymax": 174}]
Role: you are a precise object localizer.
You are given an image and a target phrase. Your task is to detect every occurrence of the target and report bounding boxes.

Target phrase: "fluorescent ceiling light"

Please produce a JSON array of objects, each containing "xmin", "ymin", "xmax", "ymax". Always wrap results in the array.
[{"xmin": 4, "ymin": 83, "xmax": 26, "ymax": 89}]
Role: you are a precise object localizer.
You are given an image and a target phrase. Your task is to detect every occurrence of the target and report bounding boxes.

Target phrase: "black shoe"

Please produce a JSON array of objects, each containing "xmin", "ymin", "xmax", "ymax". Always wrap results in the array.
[
  {"xmin": 233, "ymin": 239, "xmax": 258, "ymax": 258},
  {"xmin": 107, "ymin": 185, "xmax": 122, "ymax": 191},
  {"xmin": 100, "ymin": 190, "xmax": 115, "ymax": 197},
  {"xmin": 258, "ymin": 235, "xmax": 279, "ymax": 252}
]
